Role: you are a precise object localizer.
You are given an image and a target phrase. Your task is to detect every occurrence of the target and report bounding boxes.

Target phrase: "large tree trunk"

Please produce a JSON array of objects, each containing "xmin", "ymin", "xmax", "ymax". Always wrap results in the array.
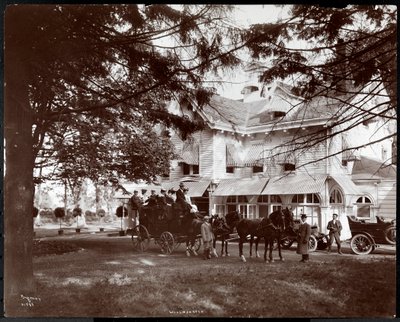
[
  {"xmin": 4, "ymin": 8, "xmax": 36, "ymax": 314},
  {"xmin": 4, "ymin": 69, "xmax": 35, "ymax": 314}
]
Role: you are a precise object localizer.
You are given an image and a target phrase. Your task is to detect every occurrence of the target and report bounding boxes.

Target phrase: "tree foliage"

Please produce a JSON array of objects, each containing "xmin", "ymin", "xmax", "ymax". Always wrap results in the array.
[
  {"xmin": 4, "ymin": 4, "xmax": 246, "ymax": 308},
  {"xmin": 243, "ymin": 5, "xmax": 396, "ymax": 167}
]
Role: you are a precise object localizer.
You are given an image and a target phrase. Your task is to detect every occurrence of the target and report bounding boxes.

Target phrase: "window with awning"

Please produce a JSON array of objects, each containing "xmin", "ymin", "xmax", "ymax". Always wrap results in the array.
[
  {"xmin": 226, "ymin": 144, "xmax": 243, "ymax": 167},
  {"xmin": 180, "ymin": 142, "xmax": 199, "ymax": 165}
]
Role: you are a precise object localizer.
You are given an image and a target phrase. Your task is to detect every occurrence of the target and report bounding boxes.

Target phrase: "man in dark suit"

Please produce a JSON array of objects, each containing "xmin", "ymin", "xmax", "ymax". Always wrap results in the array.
[
  {"xmin": 297, "ymin": 214, "xmax": 311, "ymax": 262},
  {"xmin": 176, "ymin": 182, "xmax": 187, "ymax": 205},
  {"xmin": 327, "ymin": 213, "xmax": 343, "ymax": 254}
]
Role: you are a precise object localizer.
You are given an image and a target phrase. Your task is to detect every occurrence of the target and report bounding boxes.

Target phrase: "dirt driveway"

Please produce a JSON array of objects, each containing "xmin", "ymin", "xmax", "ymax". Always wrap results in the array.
[{"xmin": 27, "ymin": 231, "xmax": 396, "ymax": 318}]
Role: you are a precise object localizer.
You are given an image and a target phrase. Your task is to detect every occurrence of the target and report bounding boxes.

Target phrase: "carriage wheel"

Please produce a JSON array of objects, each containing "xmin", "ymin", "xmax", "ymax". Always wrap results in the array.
[
  {"xmin": 317, "ymin": 235, "xmax": 329, "ymax": 250},
  {"xmin": 384, "ymin": 226, "xmax": 396, "ymax": 245},
  {"xmin": 160, "ymin": 232, "xmax": 175, "ymax": 255},
  {"xmin": 308, "ymin": 235, "xmax": 317, "ymax": 252},
  {"xmin": 350, "ymin": 233, "xmax": 374, "ymax": 255},
  {"xmin": 131, "ymin": 225, "xmax": 150, "ymax": 252},
  {"xmin": 280, "ymin": 237, "xmax": 294, "ymax": 249}
]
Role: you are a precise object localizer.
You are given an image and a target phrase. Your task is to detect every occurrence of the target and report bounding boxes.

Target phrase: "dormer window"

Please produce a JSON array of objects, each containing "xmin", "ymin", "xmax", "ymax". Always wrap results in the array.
[
  {"xmin": 273, "ymin": 111, "xmax": 286, "ymax": 118},
  {"xmin": 241, "ymin": 85, "xmax": 259, "ymax": 95},
  {"xmin": 283, "ymin": 163, "xmax": 296, "ymax": 172}
]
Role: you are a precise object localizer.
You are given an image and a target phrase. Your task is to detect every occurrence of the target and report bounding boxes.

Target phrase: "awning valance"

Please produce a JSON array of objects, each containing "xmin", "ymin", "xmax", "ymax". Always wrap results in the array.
[
  {"xmin": 261, "ymin": 174, "xmax": 327, "ymax": 195},
  {"xmin": 213, "ymin": 177, "xmax": 269, "ymax": 196},
  {"xmin": 161, "ymin": 179, "xmax": 211, "ymax": 197}
]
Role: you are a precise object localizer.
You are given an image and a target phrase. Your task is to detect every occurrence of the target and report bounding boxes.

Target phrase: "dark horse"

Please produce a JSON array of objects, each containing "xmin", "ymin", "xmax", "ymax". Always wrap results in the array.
[
  {"xmin": 236, "ymin": 216, "xmax": 264, "ymax": 262},
  {"xmin": 210, "ymin": 214, "xmax": 234, "ymax": 257},
  {"xmin": 259, "ymin": 207, "xmax": 295, "ymax": 262}
]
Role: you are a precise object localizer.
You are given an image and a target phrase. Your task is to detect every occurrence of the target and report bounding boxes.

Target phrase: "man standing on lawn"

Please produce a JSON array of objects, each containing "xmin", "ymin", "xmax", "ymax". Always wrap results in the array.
[
  {"xmin": 327, "ymin": 213, "xmax": 343, "ymax": 254},
  {"xmin": 297, "ymin": 214, "xmax": 311, "ymax": 262}
]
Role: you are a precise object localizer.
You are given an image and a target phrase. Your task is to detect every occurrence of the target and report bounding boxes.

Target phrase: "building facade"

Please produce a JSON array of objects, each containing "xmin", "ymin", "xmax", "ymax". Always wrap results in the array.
[{"xmin": 158, "ymin": 80, "xmax": 396, "ymax": 235}]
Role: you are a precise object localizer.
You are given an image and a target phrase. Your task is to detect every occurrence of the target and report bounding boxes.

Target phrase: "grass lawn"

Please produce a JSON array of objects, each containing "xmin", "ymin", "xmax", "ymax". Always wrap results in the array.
[{"xmin": 9, "ymin": 235, "xmax": 396, "ymax": 318}]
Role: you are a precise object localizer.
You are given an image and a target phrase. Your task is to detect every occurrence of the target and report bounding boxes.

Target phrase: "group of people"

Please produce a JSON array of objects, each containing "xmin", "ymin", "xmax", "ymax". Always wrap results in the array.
[
  {"xmin": 128, "ymin": 182, "xmax": 199, "ymax": 227},
  {"xmin": 297, "ymin": 213, "xmax": 343, "ymax": 262}
]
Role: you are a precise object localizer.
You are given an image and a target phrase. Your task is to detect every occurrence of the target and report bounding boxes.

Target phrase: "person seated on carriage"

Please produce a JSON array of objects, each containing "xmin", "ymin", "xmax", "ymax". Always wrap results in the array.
[
  {"xmin": 174, "ymin": 183, "xmax": 195, "ymax": 230},
  {"xmin": 145, "ymin": 190, "xmax": 158, "ymax": 207},
  {"xmin": 158, "ymin": 189, "xmax": 168, "ymax": 206},
  {"xmin": 166, "ymin": 189, "xmax": 175, "ymax": 205}
]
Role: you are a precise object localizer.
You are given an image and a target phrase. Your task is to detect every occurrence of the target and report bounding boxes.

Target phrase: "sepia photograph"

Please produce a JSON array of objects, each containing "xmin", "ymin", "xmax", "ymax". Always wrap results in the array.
[{"xmin": 3, "ymin": 3, "xmax": 397, "ymax": 318}]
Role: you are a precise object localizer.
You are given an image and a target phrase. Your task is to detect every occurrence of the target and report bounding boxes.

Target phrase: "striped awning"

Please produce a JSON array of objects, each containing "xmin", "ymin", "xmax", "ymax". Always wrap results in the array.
[
  {"xmin": 161, "ymin": 179, "xmax": 211, "ymax": 197},
  {"xmin": 213, "ymin": 177, "xmax": 269, "ymax": 196},
  {"xmin": 261, "ymin": 174, "xmax": 328, "ymax": 195},
  {"xmin": 179, "ymin": 143, "xmax": 199, "ymax": 165},
  {"xmin": 226, "ymin": 144, "xmax": 243, "ymax": 167},
  {"xmin": 244, "ymin": 145, "xmax": 264, "ymax": 166},
  {"xmin": 330, "ymin": 175, "xmax": 362, "ymax": 196}
]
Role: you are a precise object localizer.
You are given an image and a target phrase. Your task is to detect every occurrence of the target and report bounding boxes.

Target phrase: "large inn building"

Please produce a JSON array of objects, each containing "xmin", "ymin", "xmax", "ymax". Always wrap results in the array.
[{"xmin": 118, "ymin": 77, "xmax": 396, "ymax": 236}]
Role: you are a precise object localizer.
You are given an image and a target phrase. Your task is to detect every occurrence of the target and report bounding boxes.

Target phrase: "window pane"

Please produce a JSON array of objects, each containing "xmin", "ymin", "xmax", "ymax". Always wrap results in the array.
[
  {"xmin": 292, "ymin": 195, "xmax": 298, "ymax": 203},
  {"xmin": 238, "ymin": 195, "xmax": 247, "ymax": 203},
  {"xmin": 253, "ymin": 165, "xmax": 263, "ymax": 173},
  {"xmin": 227, "ymin": 196, "xmax": 236, "ymax": 203},
  {"xmin": 192, "ymin": 164, "xmax": 199, "ymax": 174},
  {"xmin": 356, "ymin": 197, "xmax": 363, "ymax": 203},
  {"xmin": 357, "ymin": 205, "xmax": 370, "ymax": 218},
  {"xmin": 306, "ymin": 194, "xmax": 313, "ymax": 203},
  {"xmin": 182, "ymin": 163, "xmax": 190, "ymax": 175},
  {"xmin": 313, "ymin": 194, "xmax": 320, "ymax": 204},
  {"xmin": 226, "ymin": 166, "xmax": 234, "ymax": 173},
  {"xmin": 227, "ymin": 204, "xmax": 237, "ymax": 213},
  {"xmin": 364, "ymin": 197, "xmax": 371, "ymax": 203},
  {"xmin": 271, "ymin": 195, "xmax": 282, "ymax": 203}
]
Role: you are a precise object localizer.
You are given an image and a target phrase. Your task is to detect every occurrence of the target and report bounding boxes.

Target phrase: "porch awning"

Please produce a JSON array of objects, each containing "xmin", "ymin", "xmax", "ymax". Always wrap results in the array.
[
  {"xmin": 261, "ymin": 174, "xmax": 328, "ymax": 195},
  {"xmin": 329, "ymin": 175, "xmax": 362, "ymax": 196},
  {"xmin": 213, "ymin": 177, "xmax": 269, "ymax": 196},
  {"xmin": 161, "ymin": 179, "xmax": 211, "ymax": 197}
]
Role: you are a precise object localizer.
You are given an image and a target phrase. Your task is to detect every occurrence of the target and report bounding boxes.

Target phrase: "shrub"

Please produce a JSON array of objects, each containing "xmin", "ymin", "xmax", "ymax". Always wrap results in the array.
[
  {"xmin": 104, "ymin": 214, "xmax": 113, "ymax": 223},
  {"xmin": 116, "ymin": 206, "xmax": 128, "ymax": 217},
  {"xmin": 72, "ymin": 207, "xmax": 82, "ymax": 217},
  {"xmin": 85, "ymin": 210, "xmax": 97, "ymax": 223},
  {"xmin": 54, "ymin": 207, "xmax": 65, "ymax": 218},
  {"xmin": 40, "ymin": 208, "xmax": 57, "ymax": 224},
  {"xmin": 97, "ymin": 209, "xmax": 106, "ymax": 217}
]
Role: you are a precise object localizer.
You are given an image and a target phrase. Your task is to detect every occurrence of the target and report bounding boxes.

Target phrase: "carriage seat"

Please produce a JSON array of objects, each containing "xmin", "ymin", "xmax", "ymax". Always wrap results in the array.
[
  {"xmin": 376, "ymin": 216, "xmax": 386, "ymax": 224},
  {"xmin": 348, "ymin": 215, "xmax": 360, "ymax": 223}
]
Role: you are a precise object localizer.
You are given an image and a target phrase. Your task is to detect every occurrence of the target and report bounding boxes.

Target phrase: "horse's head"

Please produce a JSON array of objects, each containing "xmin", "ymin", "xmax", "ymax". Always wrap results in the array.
[
  {"xmin": 225, "ymin": 210, "xmax": 241, "ymax": 228},
  {"xmin": 269, "ymin": 207, "xmax": 293, "ymax": 231}
]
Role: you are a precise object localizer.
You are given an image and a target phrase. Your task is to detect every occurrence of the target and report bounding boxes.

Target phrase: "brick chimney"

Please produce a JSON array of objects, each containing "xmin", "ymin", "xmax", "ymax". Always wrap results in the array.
[{"xmin": 335, "ymin": 38, "xmax": 350, "ymax": 93}]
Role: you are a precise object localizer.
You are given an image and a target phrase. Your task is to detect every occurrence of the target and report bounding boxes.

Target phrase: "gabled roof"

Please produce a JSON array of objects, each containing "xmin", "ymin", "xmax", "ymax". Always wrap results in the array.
[
  {"xmin": 352, "ymin": 156, "xmax": 397, "ymax": 180},
  {"xmin": 199, "ymin": 82, "xmax": 346, "ymax": 132}
]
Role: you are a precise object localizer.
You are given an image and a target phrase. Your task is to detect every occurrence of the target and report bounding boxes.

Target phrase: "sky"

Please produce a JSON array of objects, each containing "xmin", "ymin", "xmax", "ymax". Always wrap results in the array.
[{"xmin": 213, "ymin": 5, "xmax": 291, "ymax": 99}]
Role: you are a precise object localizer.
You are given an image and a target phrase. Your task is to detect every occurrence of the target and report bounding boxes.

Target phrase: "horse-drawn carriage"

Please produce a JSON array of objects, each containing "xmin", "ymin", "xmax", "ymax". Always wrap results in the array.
[
  {"xmin": 347, "ymin": 215, "xmax": 396, "ymax": 255},
  {"xmin": 130, "ymin": 201, "xmax": 203, "ymax": 255},
  {"xmin": 279, "ymin": 219, "xmax": 329, "ymax": 252}
]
